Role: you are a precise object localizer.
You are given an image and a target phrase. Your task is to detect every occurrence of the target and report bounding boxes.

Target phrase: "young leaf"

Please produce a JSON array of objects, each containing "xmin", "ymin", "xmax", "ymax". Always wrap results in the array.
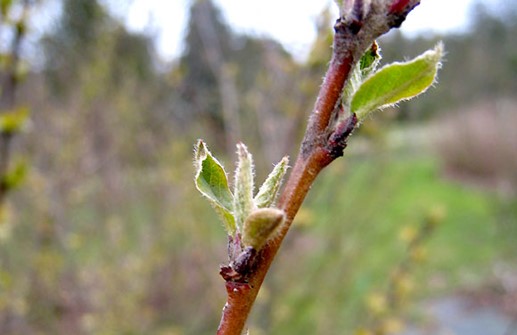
[
  {"xmin": 343, "ymin": 62, "xmax": 362, "ymax": 104},
  {"xmin": 351, "ymin": 43, "xmax": 443, "ymax": 121},
  {"xmin": 359, "ymin": 41, "xmax": 381, "ymax": 76},
  {"xmin": 254, "ymin": 156, "xmax": 289, "ymax": 208},
  {"xmin": 242, "ymin": 208, "xmax": 285, "ymax": 250},
  {"xmin": 344, "ymin": 42, "xmax": 382, "ymax": 103},
  {"xmin": 234, "ymin": 143, "xmax": 255, "ymax": 229},
  {"xmin": 194, "ymin": 140, "xmax": 236, "ymax": 235}
]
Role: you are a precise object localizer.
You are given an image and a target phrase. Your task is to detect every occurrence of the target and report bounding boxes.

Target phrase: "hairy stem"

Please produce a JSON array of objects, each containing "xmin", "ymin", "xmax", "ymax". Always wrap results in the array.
[{"xmin": 216, "ymin": 1, "xmax": 420, "ymax": 334}]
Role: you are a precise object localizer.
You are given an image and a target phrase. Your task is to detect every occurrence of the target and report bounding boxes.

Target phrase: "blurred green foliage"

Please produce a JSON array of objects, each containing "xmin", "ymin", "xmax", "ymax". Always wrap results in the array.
[
  {"xmin": 247, "ymin": 152, "xmax": 508, "ymax": 334},
  {"xmin": 1, "ymin": 0, "xmax": 32, "ymax": 218},
  {"xmin": 0, "ymin": 0, "xmax": 515, "ymax": 334}
]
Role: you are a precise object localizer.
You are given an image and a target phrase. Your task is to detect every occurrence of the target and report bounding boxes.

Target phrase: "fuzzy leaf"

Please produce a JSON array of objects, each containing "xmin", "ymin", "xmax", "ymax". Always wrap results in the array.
[
  {"xmin": 233, "ymin": 143, "xmax": 255, "ymax": 229},
  {"xmin": 359, "ymin": 41, "xmax": 381, "ymax": 76},
  {"xmin": 254, "ymin": 156, "xmax": 289, "ymax": 208},
  {"xmin": 194, "ymin": 140, "xmax": 236, "ymax": 234},
  {"xmin": 351, "ymin": 43, "xmax": 443, "ymax": 121},
  {"xmin": 344, "ymin": 42, "xmax": 381, "ymax": 103},
  {"xmin": 343, "ymin": 62, "xmax": 362, "ymax": 103}
]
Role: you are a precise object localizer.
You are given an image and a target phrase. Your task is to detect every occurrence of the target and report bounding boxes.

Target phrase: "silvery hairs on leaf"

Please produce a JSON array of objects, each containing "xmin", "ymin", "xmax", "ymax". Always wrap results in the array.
[
  {"xmin": 344, "ymin": 42, "xmax": 382, "ymax": 105},
  {"xmin": 194, "ymin": 140, "xmax": 236, "ymax": 235},
  {"xmin": 233, "ymin": 143, "xmax": 255, "ymax": 229},
  {"xmin": 351, "ymin": 43, "xmax": 443, "ymax": 121},
  {"xmin": 254, "ymin": 156, "xmax": 289, "ymax": 209}
]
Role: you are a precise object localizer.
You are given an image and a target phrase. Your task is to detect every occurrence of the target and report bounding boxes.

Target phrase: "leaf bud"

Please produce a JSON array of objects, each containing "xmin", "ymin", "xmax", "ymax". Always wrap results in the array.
[{"xmin": 242, "ymin": 208, "xmax": 285, "ymax": 250}]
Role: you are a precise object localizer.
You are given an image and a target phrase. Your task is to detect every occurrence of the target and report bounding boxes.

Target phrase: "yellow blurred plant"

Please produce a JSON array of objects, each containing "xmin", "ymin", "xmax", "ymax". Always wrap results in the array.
[
  {"xmin": 0, "ymin": 0, "xmax": 32, "ymax": 221},
  {"xmin": 357, "ymin": 205, "xmax": 446, "ymax": 334}
]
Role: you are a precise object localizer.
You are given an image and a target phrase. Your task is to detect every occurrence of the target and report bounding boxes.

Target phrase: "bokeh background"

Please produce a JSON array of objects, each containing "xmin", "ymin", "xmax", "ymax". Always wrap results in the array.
[{"xmin": 1, "ymin": 0, "xmax": 516, "ymax": 334}]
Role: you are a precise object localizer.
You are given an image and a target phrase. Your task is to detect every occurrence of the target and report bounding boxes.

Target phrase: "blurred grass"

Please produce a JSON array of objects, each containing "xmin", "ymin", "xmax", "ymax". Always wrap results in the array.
[{"xmin": 249, "ymin": 146, "xmax": 511, "ymax": 333}]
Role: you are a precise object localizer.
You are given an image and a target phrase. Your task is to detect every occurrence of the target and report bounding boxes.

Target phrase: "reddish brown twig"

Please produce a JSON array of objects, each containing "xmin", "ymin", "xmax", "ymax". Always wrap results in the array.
[{"xmin": 216, "ymin": 1, "xmax": 420, "ymax": 334}]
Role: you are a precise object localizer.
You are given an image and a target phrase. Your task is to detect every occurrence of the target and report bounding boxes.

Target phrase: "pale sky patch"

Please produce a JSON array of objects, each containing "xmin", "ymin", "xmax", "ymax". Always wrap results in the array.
[{"xmin": 118, "ymin": 0, "xmax": 486, "ymax": 61}]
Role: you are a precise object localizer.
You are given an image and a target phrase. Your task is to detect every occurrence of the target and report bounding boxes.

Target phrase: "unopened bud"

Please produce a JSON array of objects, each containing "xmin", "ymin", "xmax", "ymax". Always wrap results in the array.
[{"xmin": 242, "ymin": 208, "xmax": 285, "ymax": 250}]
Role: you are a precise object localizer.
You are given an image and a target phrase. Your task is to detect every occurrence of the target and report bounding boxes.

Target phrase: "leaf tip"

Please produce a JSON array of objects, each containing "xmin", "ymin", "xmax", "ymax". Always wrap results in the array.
[
  {"xmin": 424, "ymin": 41, "xmax": 444, "ymax": 71},
  {"xmin": 254, "ymin": 155, "xmax": 289, "ymax": 209},
  {"xmin": 193, "ymin": 139, "xmax": 207, "ymax": 169}
]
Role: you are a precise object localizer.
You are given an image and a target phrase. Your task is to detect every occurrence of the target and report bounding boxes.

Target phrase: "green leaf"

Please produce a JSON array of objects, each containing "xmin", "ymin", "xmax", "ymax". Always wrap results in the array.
[
  {"xmin": 0, "ymin": 106, "xmax": 30, "ymax": 135},
  {"xmin": 344, "ymin": 42, "xmax": 382, "ymax": 103},
  {"xmin": 359, "ymin": 41, "xmax": 381, "ymax": 76},
  {"xmin": 254, "ymin": 156, "xmax": 289, "ymax": 208},
  {"xmin": 351, "ymin": 43, "xmax": 443, "ymax": 121},
  {"xmin": 194, "ymin": 140, "xmax": 236, "ymax": 234},
  {"xmin": 233, "ymin": 143, "xmax": 255, "ymax": 229},
  {"xmin": 343, "ymin": 62, "xmax": 362, "ymax": 104}
]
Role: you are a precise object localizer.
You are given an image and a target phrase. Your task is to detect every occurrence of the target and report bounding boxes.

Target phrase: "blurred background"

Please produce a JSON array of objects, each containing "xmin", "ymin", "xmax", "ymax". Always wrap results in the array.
[{"xmin": 1, "ymin": 0, "xmax": 516, "ymax": 334}]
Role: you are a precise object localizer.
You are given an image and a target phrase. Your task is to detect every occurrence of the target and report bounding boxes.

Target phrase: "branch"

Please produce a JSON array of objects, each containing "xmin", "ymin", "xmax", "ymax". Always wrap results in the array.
[{"xmin": 216, "ymin": 1, "xmax": 420, "ymax": 334}]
